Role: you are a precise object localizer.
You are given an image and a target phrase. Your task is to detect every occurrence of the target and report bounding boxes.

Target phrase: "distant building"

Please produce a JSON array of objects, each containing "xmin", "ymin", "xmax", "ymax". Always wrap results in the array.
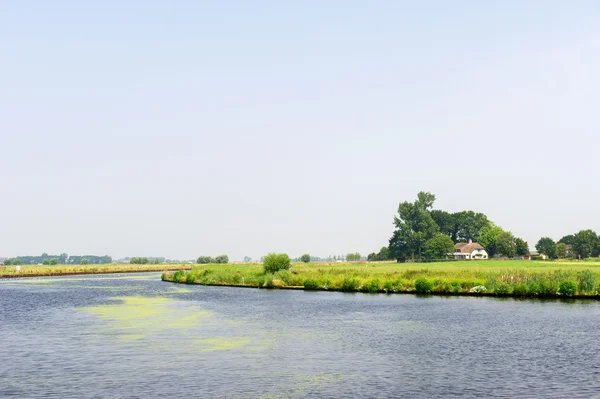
[
  {"xmin": 452, "ymin": 240, "xmax": 488, "ymax": 260},
  {"xmin": 524, "ymin": 250, "xmax": 547, "ymax": 260}
]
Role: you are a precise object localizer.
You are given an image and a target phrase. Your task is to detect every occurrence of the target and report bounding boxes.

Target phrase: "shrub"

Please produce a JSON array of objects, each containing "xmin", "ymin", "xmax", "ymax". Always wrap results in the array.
[
  {"xmin": 263, "ymin": 253, "xmax": 291, "ymax": 274},
  {"xmin": 303, "ymin": 279, "xmax": 319, "ymax": 290},
  {"xmin": 172, "ymin": 270, "xmax": 186, "ymax": 283},
  {"xmin": 538, "ymin": 280, "xmax": 559, "ymax": 296},
  {"xmin": 340, "ymin": 278, "xmax": 359, "ymax": 292},
  {"xmin": 494, "ymin": 282, "xmax": 510, "ymax": 295},
  {"xmin": 81, "ymin": 258, "xmax": 89, "ymax": 265},
  {"xmin": 263, "ymin": 274, "xmax": 274, "ymax": 288},
  {"xmin": 558, "ymin": 280, "xmax": 577, "ymax": 296},
  {"xmin": 513, "ymin": 283, "xmax": 528, "ymax": 296},
  {"xmin": 300, "ymin": 254, "xmax": 311, "ymax": 263},
  {"xmin": 527, "ymin": 282, "xmax": 540, "ymax": 295},
  {"xmin": 274, "ymin": 269, "xmax": 293, "ymax": 285},
  {"xmin": 578, "ymin": 270, "xmax": 597, "ymax": 293},
  {"xmin": 383, "ymin": 280, "xmax": 393, "ymax": 293},
  {"xmin": 414, "ymin": 278, "xmax": 433, "ymax": 294},
  {"xmin": 186, "ymin": 273, "xmax": 197, "ymax": 284},
  {"xmin": 361, "ymin": 279, "xmax": 380, "ymax": 293}
]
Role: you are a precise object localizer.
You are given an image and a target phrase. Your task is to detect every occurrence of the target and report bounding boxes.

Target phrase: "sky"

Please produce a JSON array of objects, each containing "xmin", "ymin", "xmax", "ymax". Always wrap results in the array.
[{"xmin": 1, "ymin": 1, "xmax": 599, "ymax": 261}]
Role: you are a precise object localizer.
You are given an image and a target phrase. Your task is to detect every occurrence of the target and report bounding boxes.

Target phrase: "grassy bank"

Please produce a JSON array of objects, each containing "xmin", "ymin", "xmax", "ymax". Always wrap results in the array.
[
  {"xmin": 0, "ymin": 264, "xmax": 192, "ymax": 278},
  {"xmin": 161, "ymin": 260, "xmax": 600, "ymax": 298}
]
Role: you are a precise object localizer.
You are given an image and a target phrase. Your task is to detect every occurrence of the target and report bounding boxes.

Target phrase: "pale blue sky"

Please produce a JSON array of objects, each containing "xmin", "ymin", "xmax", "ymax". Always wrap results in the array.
[{"xmin": 1, "ymin": 1, "xmax": 599, "ymax": 260}]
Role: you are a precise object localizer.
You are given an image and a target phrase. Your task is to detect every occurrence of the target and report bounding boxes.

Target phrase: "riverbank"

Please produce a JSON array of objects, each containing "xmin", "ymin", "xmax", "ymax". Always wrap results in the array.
[
  {"xmin": 0, "ymin": 264, "xmax": 192, "ymax": 278},
  {"xmin": 161, "ymin": 260, "xmax": 600, "ymax": 298}
]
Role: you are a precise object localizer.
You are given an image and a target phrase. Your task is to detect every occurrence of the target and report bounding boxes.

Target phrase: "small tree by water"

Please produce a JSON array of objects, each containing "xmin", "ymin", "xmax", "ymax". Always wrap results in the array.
[{"xmin": 263, "ymin": 253, "xmax": 290, "ymax": 274}]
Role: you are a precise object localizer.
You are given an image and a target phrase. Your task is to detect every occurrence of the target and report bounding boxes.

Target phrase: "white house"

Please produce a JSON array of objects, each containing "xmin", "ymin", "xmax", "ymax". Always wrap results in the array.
[{"xmin": 452, "ymin": 240, "xmax": 488, "ymax": 260}]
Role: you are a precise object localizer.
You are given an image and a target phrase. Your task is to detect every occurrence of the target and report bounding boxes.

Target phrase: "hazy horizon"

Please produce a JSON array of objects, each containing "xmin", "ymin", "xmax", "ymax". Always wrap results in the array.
[{"xmin": 2, "ymin": 1, "xmax": 599, "ymax": 261}]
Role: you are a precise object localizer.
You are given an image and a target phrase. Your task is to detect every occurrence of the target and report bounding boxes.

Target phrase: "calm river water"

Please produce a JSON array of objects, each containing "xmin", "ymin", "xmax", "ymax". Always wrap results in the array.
[{"xmin": 1, "ymin": 273, "xmax": 600, "ymax": 398}]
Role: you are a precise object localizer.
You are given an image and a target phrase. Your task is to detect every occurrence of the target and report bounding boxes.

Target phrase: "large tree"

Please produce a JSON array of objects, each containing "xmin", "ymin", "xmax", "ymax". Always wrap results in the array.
[
  {"xmin": 477, "ymin": 224, "xmax": 504, "ymax": 256},
  {"xmin": 515, "ymin": 237, "xmax": 529, "ymax": 257},
  {"xmin": 424, "ymin": 235, "xmax": 455, "ymax": 260},
  {"xmin": 535, "ymin": 237, "xmax": 557, "ymax": 259},
  {"xmin": 556, "ymin": 242, "xmax": 568, "ymax": 258},
  {"xmin": 455, "ymin": 211, "xmax": 490, "ymax": 242},
  {"xmin": 572, "ymin": 229, "xmax": 599, "ymax": 259},
  {"xmin": 495, "ymin": 231, "xmax": 517, "ymax": 258},
  {"xmin": 558, "ymin": 235, "xmax": 574, "ymax": 245},
  {"xmin": 390, "ymin": 192, "xmax": 439, "ymax": 261}
]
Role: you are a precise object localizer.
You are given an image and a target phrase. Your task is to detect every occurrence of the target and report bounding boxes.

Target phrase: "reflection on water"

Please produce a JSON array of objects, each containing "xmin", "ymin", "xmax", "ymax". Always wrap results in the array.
[{"xmin": 1, "ymin": 273, "xmax": 600, "ymax": 398}]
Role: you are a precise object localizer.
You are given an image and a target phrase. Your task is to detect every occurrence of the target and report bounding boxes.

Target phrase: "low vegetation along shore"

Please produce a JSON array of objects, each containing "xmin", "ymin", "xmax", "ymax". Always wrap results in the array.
[
  {"xmin": 0, "ymin": 264, "xmax": 191, "ymax": 278},
  {"xmin": 162, "ymin": 260, "xmax": 600, "ymax": 299}
]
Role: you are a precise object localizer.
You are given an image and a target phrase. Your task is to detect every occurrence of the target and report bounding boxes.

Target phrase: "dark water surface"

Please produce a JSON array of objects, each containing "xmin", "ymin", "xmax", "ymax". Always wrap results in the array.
[{"xmin": 1, "ymin": 273, "xmax": 600, "ymax": 398}]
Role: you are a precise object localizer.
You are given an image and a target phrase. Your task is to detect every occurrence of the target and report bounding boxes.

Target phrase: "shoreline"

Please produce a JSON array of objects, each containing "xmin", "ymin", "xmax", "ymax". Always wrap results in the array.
[
  {"xmin": 0, "ymin": 266, "xmax": 191, "ymax": 279},
  {"xmin": 160, "ymin": 278, "xmax": 600, "ymax": 300}
]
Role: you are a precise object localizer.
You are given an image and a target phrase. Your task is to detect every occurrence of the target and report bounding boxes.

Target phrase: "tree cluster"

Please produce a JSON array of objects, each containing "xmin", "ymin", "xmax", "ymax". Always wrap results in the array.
[
  {"xmin": 367, "ymin": 247, "xmax": 391, "ymax": 261},
  {"xmin": 536, "ymin": 230, "xmax": 600, "ymax": 260},
  {"xmin": 5, "ymin": 254, "xmax": 112, "ymax": 265},
  {"xmin": 346, "ymin": 253, "xmax": 361, "ymax": 262},
  {"xmin": 196, "ymin": 255, "xmax": 229, "ymax": 264},
  {"xmin": 389, "ymin": 192, "xmax": 528, "ymax": 262}
]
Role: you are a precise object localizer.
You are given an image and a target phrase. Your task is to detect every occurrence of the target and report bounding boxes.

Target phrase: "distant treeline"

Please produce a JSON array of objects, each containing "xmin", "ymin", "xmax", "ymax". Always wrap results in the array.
[
  {"xmin": 4, "ymin": 253, "xmax": 112, "ymax": 265},
  {"xmin": 368, "ymin": 191, "xmax": 600, "ymax": 262}
]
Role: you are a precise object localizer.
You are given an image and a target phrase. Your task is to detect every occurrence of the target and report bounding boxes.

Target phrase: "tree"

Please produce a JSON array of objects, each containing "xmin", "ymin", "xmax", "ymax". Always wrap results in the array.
[
  {"xmin": 514, "ymin": 238, "xmax": 529, "ymax": 257},
  {"xmin": 376, "ymin": 247, "xmax": 390, "ymax": 261},
  {"xmin": 572, "ymin": 229, "xmax": 600, "ymax": 259},
  {"xmin": 263, "ymin": 253, "xmax": 291, "ymax": 274},
  {"xmin": 3, "ymin": 259, "xmax": 11, "ymax": 266},
  {"xmin": 197, "ymin": 256, "xmax": 212, "ymax": 264},
  {"xmin": 81, "ymin": 258, "xmax": 89, "ymax": 265},
  {"xmin": 391, "ymin": 191, "xmax": 440, "ymax": 261},
  {"xmin": 496, "ymin": 231, "xmax": 516, "ymax": 258},
  {"xmin": 477, "ymin": 224, "xmax": 504, "ymax": 257},
  {"xmin": 243, "ymin": 256, "xmax": 252, "ymax": 263},
  {"xmin": 556, "ymin": 242, "xmax": 567, "ymax": 258},
  {"xmin": 214, "ymin": 255, "xmax": 229, "ymax": 264},
  {"xmin": 12, "ymin": 259, "xmax": 21, "ymax": 265},
  {"xmin": 455, "ymin": 211, "xmax": 490, "ymax": 243},
  {"xmin": 367, "ymin": 252, "xmax": 378, "ymax": 261},
  {"xmin": 430, "ymin": 210, "xmax": 458, "ymax": 241},
  {"xmin": 424, "ymin": 235, "xmax": 455, "ymax": 260},
  {"xmin": 346, "ymin": 253, "xmax": 361, "ymax": 262},
  {"xmin": 42, "ymin": 259, "xmax": 50, "ymax": 265},
  {"xmin": 49, "ymin": 258, "xmax": 58, "ymax": 265},
  {"xmin": 535, "ymin": 237, "xmax": 557, "ymax": 259},
  {"xmin": 300, "ymin": 254, "xmax": 310, "ymax": 263},
  {"xmin": 558, "ymin": 235, "xmax": 574, "ymax": 245}
]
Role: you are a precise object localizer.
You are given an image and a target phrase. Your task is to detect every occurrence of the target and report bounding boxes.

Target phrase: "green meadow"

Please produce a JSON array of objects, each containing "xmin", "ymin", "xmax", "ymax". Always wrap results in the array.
[{"xmin": 162, "ymin": 260, "xmax": 600, "ymax": 298}]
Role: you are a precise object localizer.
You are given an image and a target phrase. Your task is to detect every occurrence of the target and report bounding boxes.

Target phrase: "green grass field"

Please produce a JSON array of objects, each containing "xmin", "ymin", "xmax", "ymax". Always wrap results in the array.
[
  {"xmin": 163, "ymin": 260, "xmax": 600, "ymax": 298},
  {"xmin": 0, "ymin": 263, "xmax": 192, "ymax": 278}
]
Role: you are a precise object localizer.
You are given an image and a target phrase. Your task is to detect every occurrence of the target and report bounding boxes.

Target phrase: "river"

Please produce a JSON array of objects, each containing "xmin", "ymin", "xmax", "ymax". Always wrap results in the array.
[{"xmin": 1, "ymin": 273, "xmax": 599, "ymax": 398}]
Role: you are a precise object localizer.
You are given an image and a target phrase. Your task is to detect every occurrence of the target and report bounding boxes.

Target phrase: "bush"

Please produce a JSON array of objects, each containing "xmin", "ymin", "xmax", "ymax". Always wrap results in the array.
[
  {"xmin": 414, "ymin": 278, "xmax": 433, "ymax": 294},
  {"xmin": 361, "ymin": 279, "xmax": 380, "ymax": 293},
  {"xmin": 558, "ymin": 280, "xmax": 577, "ymax": 296},
  {"xmin": 274, "ymin": 269, "xmax": 293, "ymax": 285},
  {"xmin": 303, "ymin": 279, "xmax": 319, "ymax": 290},
  {"xmin": 494, "ymin": 282, "xmax": 510, "ymax": 295},
  {"xmin": 513, "ymin": 283, "xmax": 528, "ymax": 296},
  {"xmin": 340, "ymin": 278, "xmax": 359, "ymax": 292},
  {"xmin": 263, "ymin": 253, "xmax": 291, "ymax": 274},
  {"xmin": 263, "ymin": 274, "xmax": 274, "ymax": 288},
  {"xmin": 578, "ymin": 270, "xmax": 597, "ymax": 293},
  {"xmin": 300, "ymin": 254, "xmax": 311, "ymax": 263},
  {"xmin": 49, "ymin": 258, "xmax": 58, "ymax": 265},
  {"xmin": 186, "ymin": 273, "xmax": 197, "ymax": 284},
  {"xmin": 527, "ymin": 282, "xmax": 540, "ymax": 295},
  {"xmin": 172, "ymin": 270, "xmax": 186, "ymax": 283},
  {"xmin": 81, "ymin": 258, "xmax": 89, "ymax": 265}
]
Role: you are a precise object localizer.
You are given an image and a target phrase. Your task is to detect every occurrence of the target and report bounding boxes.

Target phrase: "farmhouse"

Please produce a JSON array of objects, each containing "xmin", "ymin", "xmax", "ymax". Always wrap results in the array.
[{"xmin": 452, "ymin": 240, "xmax": 488, "ymax": 260}]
